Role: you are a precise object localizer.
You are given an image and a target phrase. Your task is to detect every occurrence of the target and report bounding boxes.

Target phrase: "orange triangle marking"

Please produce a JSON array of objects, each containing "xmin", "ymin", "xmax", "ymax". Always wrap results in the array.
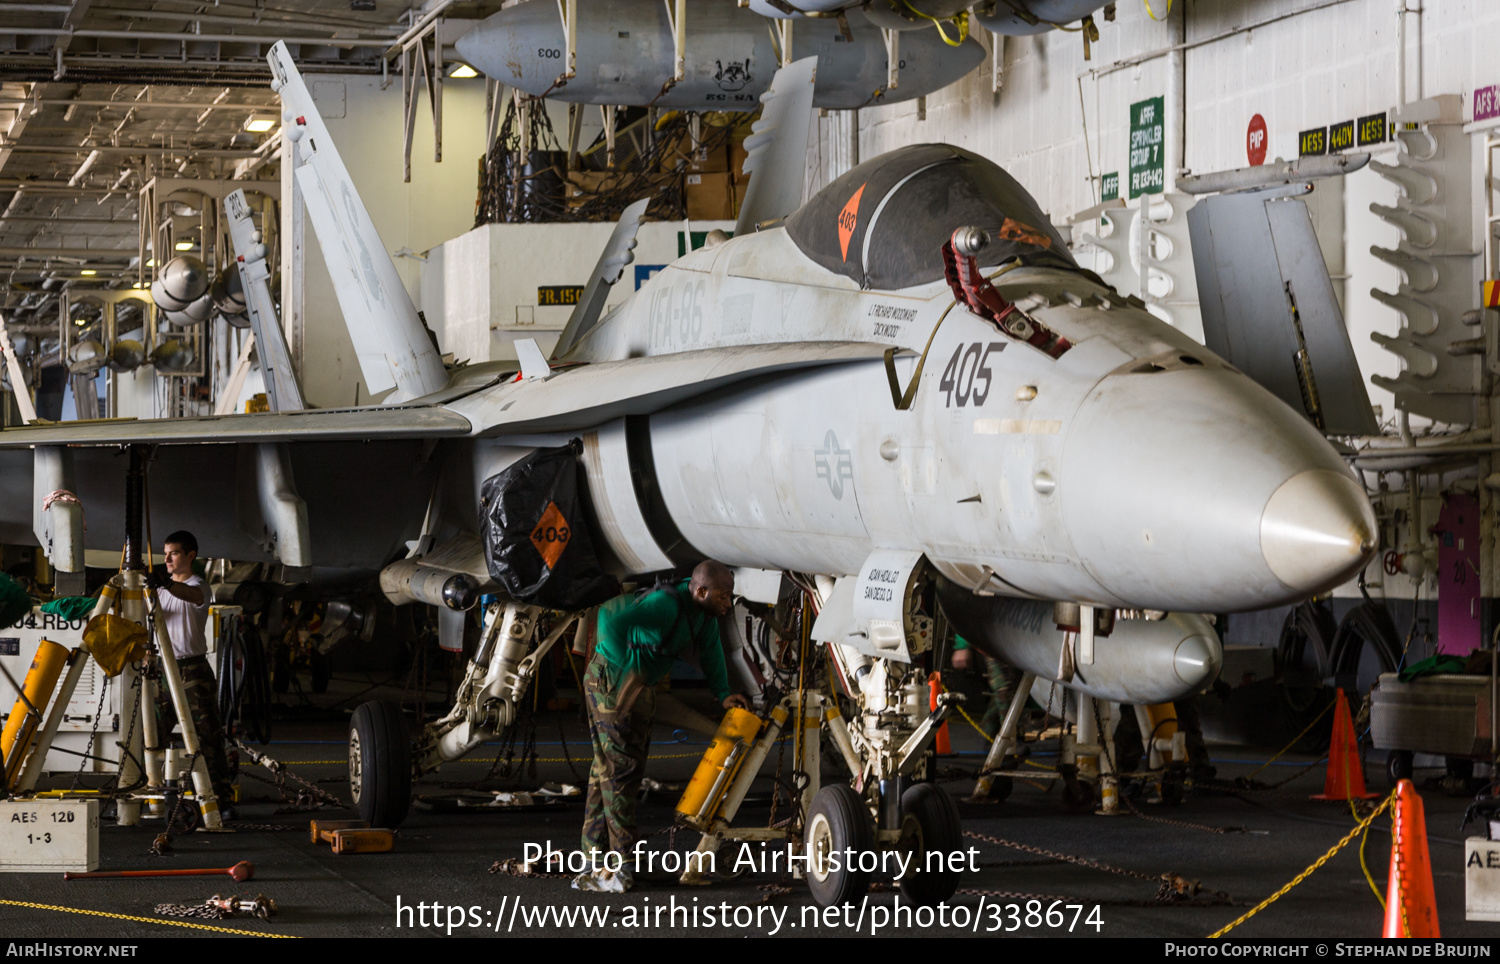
[{"xmin": 837, "ymin": 182, "xmax": 866, "ymax": 262}]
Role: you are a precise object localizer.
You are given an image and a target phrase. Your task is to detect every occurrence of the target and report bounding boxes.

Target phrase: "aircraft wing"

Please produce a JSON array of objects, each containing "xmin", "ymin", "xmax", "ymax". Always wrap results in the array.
[
  {"xmin": 0, "ymin": 406, "xmax": 473, "ymax": 447},
  {"xmin": 0, "ymin": 342, "xmax": 890, "ymax": 448},
  {"xmin": 443, "ymin": 341, "xmax": 890, "ymax": 434}
]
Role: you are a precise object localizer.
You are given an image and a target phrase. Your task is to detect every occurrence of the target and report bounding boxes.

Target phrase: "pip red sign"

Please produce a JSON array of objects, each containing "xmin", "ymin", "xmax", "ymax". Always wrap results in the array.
[{"xmin": 1247, "ymin": 114, "xmax": 1268, "ymax": 166}]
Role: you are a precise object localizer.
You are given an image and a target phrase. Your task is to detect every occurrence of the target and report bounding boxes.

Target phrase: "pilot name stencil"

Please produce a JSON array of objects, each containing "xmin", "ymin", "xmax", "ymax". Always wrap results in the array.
[
  {"xmin": 814, "ymin": 430, "xmax": 854, "ymax": 500},
  {"xmin": 869, "ymin": 304, "xmax": 915, "ymax": 339}
]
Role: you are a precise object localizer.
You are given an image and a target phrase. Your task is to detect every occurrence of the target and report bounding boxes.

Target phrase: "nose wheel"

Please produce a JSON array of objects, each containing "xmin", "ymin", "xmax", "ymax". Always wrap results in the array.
[
  {"xmin": 805, "ymin": 784, "xmax": 875, "ymax": 907},
  {"xmin": 896, "ymin": 782, "xmax": 963, "ymax": 905},
  {"xmin": 349, "ymin": 700, "xmax": 413, "ymax": 828}
]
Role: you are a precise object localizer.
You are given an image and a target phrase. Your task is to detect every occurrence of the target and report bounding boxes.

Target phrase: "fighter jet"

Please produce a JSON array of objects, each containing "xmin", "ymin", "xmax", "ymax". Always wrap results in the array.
[{"xmin": 0, "ymin": 49, "xmax": 1375, "ymax": 903}]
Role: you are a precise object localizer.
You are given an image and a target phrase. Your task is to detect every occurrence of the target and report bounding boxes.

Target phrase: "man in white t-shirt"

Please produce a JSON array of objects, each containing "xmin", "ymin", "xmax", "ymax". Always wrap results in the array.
[{"xmin": 152, "ymin": 530, "xmax": 234, "ymax": 815}]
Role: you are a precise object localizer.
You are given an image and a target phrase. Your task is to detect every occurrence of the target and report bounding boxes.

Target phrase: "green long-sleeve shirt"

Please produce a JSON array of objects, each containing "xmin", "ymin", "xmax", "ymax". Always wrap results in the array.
[{"xmin": 594, "ymin": 581, "xmax": 731, "ymax": 702}]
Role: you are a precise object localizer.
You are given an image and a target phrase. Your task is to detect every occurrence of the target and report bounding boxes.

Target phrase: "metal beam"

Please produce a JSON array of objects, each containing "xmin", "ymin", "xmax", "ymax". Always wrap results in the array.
[
  {"xmin": 80, "ymin": 5, "xmax": 399, "ymax": 36},
  {"xmin": 0, "ymin": 216, "xmax": 134, "ymax": 224},
  {"xmin": 0, "ymin": 246, "xmax": 136, "ymax": 257},
  {"xmin": 2, "ymin": 27, "xmax": 394, "ymax": 46},
  {"xmin": 0, "ymin": 99, "xmax": 279, "ymax": 111},
  {"xmin": 0, "ymin": 144, "xmax": 260, "ymax": 157},
  {"xmin": 385, "ymin": 0, "xmax": 460, "ymax": 58},
  {"xmin": 51, "ymin": 0, "xmax": 93, "ymax": 68}
]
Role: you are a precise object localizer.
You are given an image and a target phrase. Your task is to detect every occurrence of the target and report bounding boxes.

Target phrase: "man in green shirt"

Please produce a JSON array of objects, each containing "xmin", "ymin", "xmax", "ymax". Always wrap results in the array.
[{"xmin": 575, "ymin": 560, "xmax": 749, "ymax": 892}]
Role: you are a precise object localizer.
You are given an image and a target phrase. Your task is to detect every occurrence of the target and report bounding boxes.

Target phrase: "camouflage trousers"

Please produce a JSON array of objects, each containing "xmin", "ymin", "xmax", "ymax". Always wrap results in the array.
[
  {"xmin": 155, "ymin": 655, "xmax": 235, "ymax": 801},
  {"xmin": 580, "ymin": 655, "xmax": 655, "ymax": 859},
  {"xmin": 974, "ymin": 651, "xmax": 1023, "ymax": 737}
]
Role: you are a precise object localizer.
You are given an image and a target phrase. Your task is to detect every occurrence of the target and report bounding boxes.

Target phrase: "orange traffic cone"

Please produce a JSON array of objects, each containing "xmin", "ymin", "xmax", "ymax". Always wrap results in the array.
[
  {"xmin": 1312, "ymin": 688, "xmax": 1378, "ymax": 801},
  {"xmin": 928, "ymin": 673, "xmax": 951, "ymax": 755},
  {"xmin": 1384, "ymin": 778, "xmax": 1440, "ymax": 937}
]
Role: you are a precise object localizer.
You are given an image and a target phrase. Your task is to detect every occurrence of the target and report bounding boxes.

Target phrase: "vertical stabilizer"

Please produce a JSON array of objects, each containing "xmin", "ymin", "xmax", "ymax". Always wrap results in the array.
[
  {"xmin": 552, "ymin": 196, "xmax": 650, "ymax": 360},
  {"xmin": 268, "ymin": 42, "xmax": 448, "ymax": 403},
  {"xmin": 734, "ymin": 57, "xmax": 817, "ymax": 236}
]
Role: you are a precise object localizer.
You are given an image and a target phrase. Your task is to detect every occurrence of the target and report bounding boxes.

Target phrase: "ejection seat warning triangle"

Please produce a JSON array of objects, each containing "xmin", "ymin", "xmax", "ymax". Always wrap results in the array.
[
  {"xmin": 530, "ymin": 502, "xmax": 571, "ymax": 570},
  {"xmin": 838, "ymin": 183, "xmax": 866, "ymax": 262}
]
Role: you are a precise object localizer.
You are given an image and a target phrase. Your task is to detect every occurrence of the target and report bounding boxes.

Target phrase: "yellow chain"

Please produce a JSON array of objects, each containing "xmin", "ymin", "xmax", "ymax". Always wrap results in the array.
[
  {"xmin": 284, "ymin": 751, "xmax": 703, "ymax": 766},
  {"xmin": 1245, "ymin": 699, "xmax": 1335, "ymax": 779},
  {"xmin": 0, "ymin": 898, "xmax": 294, "ymax": 937},
  {"xmin": 1208, "ymin": 791, "xmax": 1395, "ymax": 938}
]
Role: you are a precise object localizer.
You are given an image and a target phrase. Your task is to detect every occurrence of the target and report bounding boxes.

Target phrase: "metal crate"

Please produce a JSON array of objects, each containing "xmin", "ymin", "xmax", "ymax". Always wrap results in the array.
[{"xmin": 1369, "ymin": 672, "xmax": 1492, "ymax": 758}]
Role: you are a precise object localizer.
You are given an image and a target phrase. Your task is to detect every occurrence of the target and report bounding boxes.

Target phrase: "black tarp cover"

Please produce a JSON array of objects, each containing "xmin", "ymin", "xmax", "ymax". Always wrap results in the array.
[
  {"xmin": 785, "ymin": 143, "xmax": 1077, "ymax": 291},
  {"xmin": 480, "ymin": 442, "xmax": 620, "ymax": 610}
]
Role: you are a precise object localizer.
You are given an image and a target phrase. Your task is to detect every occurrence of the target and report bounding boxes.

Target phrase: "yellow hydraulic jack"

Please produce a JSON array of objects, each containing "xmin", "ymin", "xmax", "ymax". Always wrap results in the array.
[
  {"xmin": 675, "ymin": 690, "xmax": 863, "ymax": 885},
  {"xmin": 0, "ymin": 637, "xmax": 79, "ymax": 792}
]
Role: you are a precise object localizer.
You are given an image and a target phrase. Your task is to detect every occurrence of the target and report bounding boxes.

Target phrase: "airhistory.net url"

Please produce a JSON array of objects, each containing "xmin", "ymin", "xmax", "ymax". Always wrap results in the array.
[{"xmin": 395, "ymin": 894, "xmax": 1104, "ymax": 936}]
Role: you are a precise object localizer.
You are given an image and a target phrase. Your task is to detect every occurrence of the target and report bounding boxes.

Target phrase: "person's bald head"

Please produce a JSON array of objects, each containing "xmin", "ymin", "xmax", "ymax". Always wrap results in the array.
[{"xmin": 690, "ymin": 561, "xmax": 734, "ymax": 617}]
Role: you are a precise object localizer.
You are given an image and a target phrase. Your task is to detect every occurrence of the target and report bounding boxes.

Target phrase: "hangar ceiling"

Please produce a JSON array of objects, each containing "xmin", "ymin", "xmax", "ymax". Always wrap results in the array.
[{"xmin": 0, "ymin": 0, "xmax": 497, "ymax": 322}]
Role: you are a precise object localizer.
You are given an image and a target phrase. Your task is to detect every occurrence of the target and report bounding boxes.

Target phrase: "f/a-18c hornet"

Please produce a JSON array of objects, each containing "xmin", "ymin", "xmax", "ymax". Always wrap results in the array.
[{"xmin": 0, "ymin": 48, "xmax": 1375, "ymax": 906}]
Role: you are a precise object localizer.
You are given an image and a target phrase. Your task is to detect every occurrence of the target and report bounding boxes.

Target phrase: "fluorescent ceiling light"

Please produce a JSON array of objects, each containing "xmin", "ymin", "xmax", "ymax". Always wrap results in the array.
[
  {"xmin": 79, "ymin": 269, "xmax": 96, "ymax": 276},
  {"xmin": 174, "ymin": 240, "xmax": 194, "ymax": 251},
  {"xmin": 449, "ymin": 63, "xmax": 479, "ymax": 79},
  {"xmin": 245, "ymin": 112, "xmax": 278, "ymax": 133}
]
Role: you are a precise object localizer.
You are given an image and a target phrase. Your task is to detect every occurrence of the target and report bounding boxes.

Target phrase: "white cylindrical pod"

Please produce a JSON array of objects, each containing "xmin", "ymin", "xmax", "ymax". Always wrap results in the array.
[
  {"xmin": 938, "ymin": 586, "xmax": 1222, "ymax": 705},
  {"xmin": 380, "ymin": 559, "xmax": 481, "ymax": 608}
]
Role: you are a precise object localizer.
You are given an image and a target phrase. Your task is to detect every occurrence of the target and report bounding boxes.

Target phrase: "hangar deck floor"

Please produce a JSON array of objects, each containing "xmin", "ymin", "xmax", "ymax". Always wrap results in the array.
[{"xmin": 3, "ymin": 677, "xmax": 1497, "ymax": 942}]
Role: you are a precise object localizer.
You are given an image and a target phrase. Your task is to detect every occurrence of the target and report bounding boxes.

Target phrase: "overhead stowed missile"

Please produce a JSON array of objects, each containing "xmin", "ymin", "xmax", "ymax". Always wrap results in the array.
[
  {"xmin": 151, "ymin": 256, "xmax": 213, "ymax": 327},
  {"xmin": 749, "ymin": 0, "xmax": 973, "ymax": 33},
  {"xmin": 973, "ymin": 0, "xmax": 1112, "ymax": 36},
  {"xmin": 454, "ymin": 0, "xmax": 984, "ymax": 110}
]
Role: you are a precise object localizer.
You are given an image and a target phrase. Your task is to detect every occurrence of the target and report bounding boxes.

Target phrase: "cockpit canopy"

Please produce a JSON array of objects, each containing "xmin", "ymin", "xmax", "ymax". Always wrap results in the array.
[{"xmin": 785, "ymin": 143, "xmax": 1076, "ymax": 291}]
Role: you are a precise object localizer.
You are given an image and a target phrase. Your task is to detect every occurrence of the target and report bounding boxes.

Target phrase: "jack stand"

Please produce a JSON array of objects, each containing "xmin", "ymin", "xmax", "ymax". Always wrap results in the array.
[
  {"xmin": 98, "ymin": 446, "xmax": 222, "ymax": 830},
  {"xmin": 1076, "ymin": 693, "xmax": 1120, "ymax": 816},
  {"xmin": 1128, "ymin": 702, "xmax": 1188, "ymax": 804},
  {"xmin": 969, "ymin": 672, "xmax": 1037, "ymax": 802}
]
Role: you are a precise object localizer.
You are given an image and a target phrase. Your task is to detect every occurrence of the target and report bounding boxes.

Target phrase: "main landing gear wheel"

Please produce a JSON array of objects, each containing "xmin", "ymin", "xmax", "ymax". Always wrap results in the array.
[
  {"xmin": 1059, "ymin": 765, "xmax": 1095, "ymax": 813},
  {"xmin": 1159, "ymin": 763, "xmax": 1187, "ymax": 806},
  {"xmin": 805, "ymin": 784, "xmax": 875, "ymax": 907},
  {"xmin": 983, "ymin": 775, "xmax": 1014, "ymax": 803},
  {"xmin": 349, "ymin": 700, "xmax": 412, "ymax": 828},
  {"xmin": 897, "ymin": 782, "xmax": 964, "ymax": 905},
  {"xmin": 1386, "ymin": 750, "xmax": 1414, "ymax": 788}
]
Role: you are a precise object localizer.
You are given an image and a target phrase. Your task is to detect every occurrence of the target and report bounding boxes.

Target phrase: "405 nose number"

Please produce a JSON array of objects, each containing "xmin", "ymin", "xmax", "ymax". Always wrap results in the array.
[{"xmin": 938, "ymin": 341, "xmax": 1005, "ymax": 408}]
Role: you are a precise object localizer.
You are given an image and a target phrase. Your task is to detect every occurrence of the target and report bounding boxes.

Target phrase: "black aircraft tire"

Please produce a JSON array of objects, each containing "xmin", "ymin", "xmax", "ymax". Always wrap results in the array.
[
  {"xmin": 898, "ymin": 782, "xmax": 964, "ymax": 905},
  {"xmin": 1062, "ymin": 771, "xmax": 1095, "ymax": 813},
  {"xmin": 1387, "ymin": 750, "xmax": 1414, "ymax": 788},
  {"xmin": 804, "ymin": 784, "xmax": 875, "ymax": 907},
  {"xmin": 349, "ymin": 700, "xmax": 412, "ymax": 827}
]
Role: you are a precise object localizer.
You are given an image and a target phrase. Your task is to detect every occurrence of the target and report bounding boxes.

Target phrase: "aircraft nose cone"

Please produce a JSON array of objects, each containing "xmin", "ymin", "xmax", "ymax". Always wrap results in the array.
[
  {"xmin": 1059, "ymin": 365, "xmax": 1377, "ymax": 612},
  {"xmin": 1260, "ymin": 469, "xmax": 1378, "ymax": 595}
]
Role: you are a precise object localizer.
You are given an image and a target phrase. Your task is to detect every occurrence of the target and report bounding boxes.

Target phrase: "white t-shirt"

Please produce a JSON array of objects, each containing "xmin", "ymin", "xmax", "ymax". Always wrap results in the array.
[{"xmin": 157, "ymin": 574, "xmax": 209, "ymax": 659}]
